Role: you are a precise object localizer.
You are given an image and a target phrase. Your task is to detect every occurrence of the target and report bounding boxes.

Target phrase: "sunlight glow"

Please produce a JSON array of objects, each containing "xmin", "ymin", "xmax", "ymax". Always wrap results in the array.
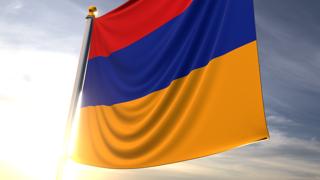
[
  {"xmin": 94, "ymin": 10, "xmax": 99, "ymax": 17},
  {"xmin": 0, "ymin": 49, "xmax": 77, "ymax": 180}
]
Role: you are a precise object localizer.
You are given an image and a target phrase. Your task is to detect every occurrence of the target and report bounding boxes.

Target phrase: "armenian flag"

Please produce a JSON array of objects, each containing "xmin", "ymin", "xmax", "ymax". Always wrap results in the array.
[{"xmin": 72, "ymin": 0, "xmax": 269, "ymax": 168}]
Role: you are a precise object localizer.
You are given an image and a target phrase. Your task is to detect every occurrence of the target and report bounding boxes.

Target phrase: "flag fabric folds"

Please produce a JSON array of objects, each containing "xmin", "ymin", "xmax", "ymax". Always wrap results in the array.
[{"xmin": 73, "ymin": 0, "xmax": 269, "ymax": 168}]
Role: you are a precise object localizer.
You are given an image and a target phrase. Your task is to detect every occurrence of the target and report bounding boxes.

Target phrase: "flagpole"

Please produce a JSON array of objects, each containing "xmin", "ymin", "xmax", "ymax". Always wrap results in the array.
[{"xmin": 56, "ymin": 6, "xmax": 97, "ymax": 180}]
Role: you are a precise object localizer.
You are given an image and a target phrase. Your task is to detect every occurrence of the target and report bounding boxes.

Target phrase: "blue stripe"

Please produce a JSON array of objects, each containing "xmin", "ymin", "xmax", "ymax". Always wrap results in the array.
[{"xmin": 82, "ymin": 0, "xmax": 256, "ymax": 107}]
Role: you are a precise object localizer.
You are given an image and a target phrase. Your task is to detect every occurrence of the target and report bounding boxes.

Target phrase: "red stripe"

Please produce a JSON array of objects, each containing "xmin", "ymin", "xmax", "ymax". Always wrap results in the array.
[{"xmin": 88, "ymin": 0, "xmax": 192, "ymax": 60}]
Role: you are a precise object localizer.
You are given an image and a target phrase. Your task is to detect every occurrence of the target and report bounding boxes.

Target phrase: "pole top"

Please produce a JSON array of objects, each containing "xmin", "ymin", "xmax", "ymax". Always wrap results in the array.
[{"xmin": 88, "ymin": 6, "xmax": 98, "ymax": 18}]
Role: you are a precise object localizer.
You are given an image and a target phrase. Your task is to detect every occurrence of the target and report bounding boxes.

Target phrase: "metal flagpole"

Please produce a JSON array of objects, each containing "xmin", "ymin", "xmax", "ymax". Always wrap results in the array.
[{"xmin": 56, "ymin": 6, "xmax": 97, "ymax": 180}]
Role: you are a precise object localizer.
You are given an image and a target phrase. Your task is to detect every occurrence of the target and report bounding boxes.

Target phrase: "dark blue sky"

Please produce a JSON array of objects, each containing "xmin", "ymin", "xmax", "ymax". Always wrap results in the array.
[
  {"xmin": 0, "ymin": 0, "xmax": 319, "ymax": 179},
  {"xmin": 256, "ymin": 0, "xmax": 320, "ymax": 139}
]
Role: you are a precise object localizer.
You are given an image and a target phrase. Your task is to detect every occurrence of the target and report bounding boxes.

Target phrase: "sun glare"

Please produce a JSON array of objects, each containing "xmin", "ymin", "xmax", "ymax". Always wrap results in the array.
[{"xmin": 0, "ymin": 49, "xmax": 78, "ymax": 179}]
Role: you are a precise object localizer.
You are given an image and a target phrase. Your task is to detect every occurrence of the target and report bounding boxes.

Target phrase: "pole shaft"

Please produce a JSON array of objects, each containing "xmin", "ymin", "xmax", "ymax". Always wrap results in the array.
[
  {"xmin": 65, "ymin": 15, "xmax": 93, "ymax": 151},
  {"xmin": 56, "ymin": 15, "xmax": 94, "ymax": 180}
]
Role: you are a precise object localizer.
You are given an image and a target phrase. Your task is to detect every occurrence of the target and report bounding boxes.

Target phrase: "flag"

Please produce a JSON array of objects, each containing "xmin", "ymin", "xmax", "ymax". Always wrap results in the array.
[{"xmin": 72, "ymin": 0, "xmax": 269, "ymax": 168}]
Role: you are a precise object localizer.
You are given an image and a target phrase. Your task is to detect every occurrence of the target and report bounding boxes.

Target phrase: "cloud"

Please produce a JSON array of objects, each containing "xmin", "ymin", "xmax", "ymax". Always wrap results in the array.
[
  {"xmin": 4, "ymin": 0, "xmax": 23, "ymax": 13},
  {"xmin": 254, "ymin": 0, "xmax": 320, "ymax": 138},
  {"xmin": 267, "ymin": 115, "xmax": 299, "ymax": 127}
]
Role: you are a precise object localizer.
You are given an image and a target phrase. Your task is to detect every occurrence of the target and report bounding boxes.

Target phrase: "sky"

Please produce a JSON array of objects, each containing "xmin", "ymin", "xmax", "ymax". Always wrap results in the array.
[{"xmin": 0, "ymin": 0, "xmax": 319, "ymax": 179}]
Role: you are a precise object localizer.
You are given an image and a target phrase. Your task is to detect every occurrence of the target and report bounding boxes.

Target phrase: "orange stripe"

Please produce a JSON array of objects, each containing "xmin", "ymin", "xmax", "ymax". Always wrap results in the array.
[{"xmin": 73, "ymin": 41, "xmax": 269, "ymax": 168}]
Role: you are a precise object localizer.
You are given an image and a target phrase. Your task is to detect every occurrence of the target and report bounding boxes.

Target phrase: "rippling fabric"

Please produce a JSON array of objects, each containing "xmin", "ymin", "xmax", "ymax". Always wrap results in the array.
[
  {"xmin": 82, "ymin": 0, "xmax": 257, "ymax": 106},
  {"xmin": 73, "ymin": 0, "xmax": 269, "ymax": 168}
]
